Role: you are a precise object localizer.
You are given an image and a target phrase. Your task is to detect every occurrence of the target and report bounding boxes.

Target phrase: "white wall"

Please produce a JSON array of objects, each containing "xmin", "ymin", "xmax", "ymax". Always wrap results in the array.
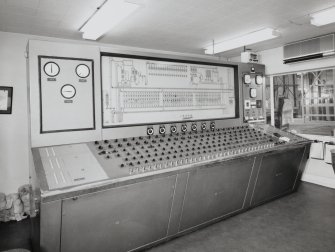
[
  {"xmin": 230, "ymin": 47, "xmax": 335, "ymax": 75},
  {"xmin": 0, "ymin": 32, "xmax": 30, "ymax": 194}
]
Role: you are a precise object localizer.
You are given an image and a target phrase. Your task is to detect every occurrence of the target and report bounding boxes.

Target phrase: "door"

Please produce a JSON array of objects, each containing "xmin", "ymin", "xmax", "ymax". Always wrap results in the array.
[
  {"xmin": 179, "ymin": 157, "xmax": 254, "ymax": 231},
  {"xmin": 251, "ymin": 147, "xmax": 305, "ymax": 206},
  {"xmin": 61, "ymin": 176, "xmax": 176, "ymax": 252}
]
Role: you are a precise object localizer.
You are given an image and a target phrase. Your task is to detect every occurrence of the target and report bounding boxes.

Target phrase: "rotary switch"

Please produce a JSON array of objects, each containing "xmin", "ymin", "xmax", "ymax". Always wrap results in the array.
[
  {"xmin": 181, "ymin": 124, "xmax": 187, "ymax": 132},
  {"xmin": 159, "ymin": 125, "xmax": 166, "ymax": 135},
  {"xmin": 210, "ymin": 121, "xmax": 215, "ymax": 131},
  {"xmin": 170, "ymin": 125, "xmax": 177, "ymax": 134},
  {"xmin": 147, "ymin": 127, "xmax": 154, "ymax": 136},
  {"xmin": 191, "ymin": 123, "xmax": 197, "ymax": 132}
]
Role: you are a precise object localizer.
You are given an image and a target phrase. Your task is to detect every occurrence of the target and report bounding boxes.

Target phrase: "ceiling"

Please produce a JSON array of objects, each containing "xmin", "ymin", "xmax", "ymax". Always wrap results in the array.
[{"xmin": 1, "ymin": 0, "xmax": 335, "ymax": 57}]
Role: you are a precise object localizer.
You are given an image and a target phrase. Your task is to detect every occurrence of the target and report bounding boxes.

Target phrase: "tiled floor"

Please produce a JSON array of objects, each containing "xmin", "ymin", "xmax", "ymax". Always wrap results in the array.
[{"xmin": 0, "ymin": 182, "xmax": 335, "ymax": 252}]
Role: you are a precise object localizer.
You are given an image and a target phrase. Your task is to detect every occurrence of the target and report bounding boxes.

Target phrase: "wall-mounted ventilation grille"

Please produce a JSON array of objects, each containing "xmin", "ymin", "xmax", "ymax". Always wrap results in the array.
[{"xmin": 283, "ymin": 34, "xmax": 335, "ymax": 64}]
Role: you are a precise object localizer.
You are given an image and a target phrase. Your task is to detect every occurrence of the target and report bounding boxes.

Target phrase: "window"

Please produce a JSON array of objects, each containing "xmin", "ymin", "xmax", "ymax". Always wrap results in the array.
[
  {"xmin": 303, "ymin": 69, "xmax": 335, "ymax": 122},
  {"xmin": 272, "ymin": 68, "xmax": 335, "ymax": 131}
]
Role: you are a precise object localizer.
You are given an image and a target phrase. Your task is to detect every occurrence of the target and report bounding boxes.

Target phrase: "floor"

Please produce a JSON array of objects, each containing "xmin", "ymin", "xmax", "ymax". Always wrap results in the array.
[
  {"xmin": 149, "ymin": 182, "xmax": 335, "ymax": 252},
  {"xmin": 0, "ymin": 182, "xmax": 334, "ymax": 252},
  {"xmin": 0, "ymin": 217, "xmax": 31, "ymax": 252}
]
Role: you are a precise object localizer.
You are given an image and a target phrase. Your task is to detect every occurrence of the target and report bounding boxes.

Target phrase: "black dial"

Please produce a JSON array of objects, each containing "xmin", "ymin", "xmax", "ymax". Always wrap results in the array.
[
  {"xmin": 159, "ymin": 126, "xmax": 166, "ymax": 134},
  {"xmin": 170, "ymin": 125, "xmax": 177, "ymax": 133},
  {"xmin": 147, "ymin": 127, "xmax": 154, "ymax": 135},
  {"xmin": 181, "ymin": 124, "xmax": 187, "ymax": 132}
]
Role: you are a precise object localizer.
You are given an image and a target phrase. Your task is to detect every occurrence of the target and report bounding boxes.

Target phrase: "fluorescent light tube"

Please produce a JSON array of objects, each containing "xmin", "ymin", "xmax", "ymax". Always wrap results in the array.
[
  {"xmin": 80, "ymin": 0, "xmax": 141, "ymax": 40},
  {"xmin": 310, "ymin": 6, "xmax": 335, "ymax": 26},
  {"xmin": 204, "ymin": 28, "xmax": 279, "ymax": 54}
]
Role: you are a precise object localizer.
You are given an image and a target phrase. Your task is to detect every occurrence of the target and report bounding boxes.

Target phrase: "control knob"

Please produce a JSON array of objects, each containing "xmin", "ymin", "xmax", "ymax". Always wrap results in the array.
[
  {"xmin": 147, "ymin": 127, "xmax": 154, "ymax": 136},
  {"xmin": 159, "ymin": 126, "xmax": 166, "ymax": 135},
  {"xmin": 181, "ymin": 124, "xmax": 187, "ymax": 132},
  {"xmin": 170, "ymin": 125, "xmax": 177, "ymax": 134},
  {"xmin": 191, "ymin": 123, "xmax": 197, "ymax": 132}
]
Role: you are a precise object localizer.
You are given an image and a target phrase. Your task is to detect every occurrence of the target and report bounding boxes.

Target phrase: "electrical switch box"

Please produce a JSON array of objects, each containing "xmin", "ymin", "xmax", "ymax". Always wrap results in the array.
[{"xmin": 240, "ymin": 63, "xmax": 265, "ymax": 123}]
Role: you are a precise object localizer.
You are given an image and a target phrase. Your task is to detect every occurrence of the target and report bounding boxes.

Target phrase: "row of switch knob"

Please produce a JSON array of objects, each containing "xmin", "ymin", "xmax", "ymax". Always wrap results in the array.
[
  {"xmin": 95, "ymin": 126, "xmax": 255, "ymax": 146},
  {"xmin": 128, "ymin": 142, "xmax": 275, "ymax": 174},
  {"xmin": 147, "ymin": 122, "xmax": 215, "ymax": 136}
]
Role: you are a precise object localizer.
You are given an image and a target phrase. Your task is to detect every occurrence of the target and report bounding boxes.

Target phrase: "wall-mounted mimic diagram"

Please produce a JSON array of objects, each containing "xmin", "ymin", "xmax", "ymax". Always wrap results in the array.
[{"xmin": 101, "ymin": 55, "xmax": 236, "ymax": 127}]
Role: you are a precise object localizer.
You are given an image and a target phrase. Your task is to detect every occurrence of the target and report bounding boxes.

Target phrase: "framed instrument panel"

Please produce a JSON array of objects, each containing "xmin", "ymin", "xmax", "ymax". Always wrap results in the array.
[{"xmin": 39, "ymin": 56, "xmax": 95, "ymax": 133}]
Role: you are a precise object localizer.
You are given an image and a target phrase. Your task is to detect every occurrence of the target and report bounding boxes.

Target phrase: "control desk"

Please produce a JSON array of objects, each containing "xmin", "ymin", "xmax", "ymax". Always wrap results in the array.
[
  {"xmin": 28, "ymin": 44, "xmax": 311, "ymax": 252},
  {"xmin": 31, "ymin": 123, "xmax": 310, "ymax": 252},
  {"xmin": 33, "ymin": 123, "xmax": 308, "ymax": 191},
  {"xmin": 94, "ymin": 124, "xmax": 305, "ymax": 177}
]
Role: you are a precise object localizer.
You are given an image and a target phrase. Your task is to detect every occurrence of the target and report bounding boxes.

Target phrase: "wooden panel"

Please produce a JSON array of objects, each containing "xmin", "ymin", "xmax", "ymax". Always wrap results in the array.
[
  {"xmin": 61, "ymin": 176, "xmax": 176, "ymax": 252},
  {"xmin": 179, "ymin": 157, "xmax": 254, "ymax": 231}
]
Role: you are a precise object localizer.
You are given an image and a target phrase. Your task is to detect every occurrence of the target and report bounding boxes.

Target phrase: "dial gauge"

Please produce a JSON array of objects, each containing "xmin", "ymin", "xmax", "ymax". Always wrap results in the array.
[
  {"xmin": 76, "ymin": 64, "xmax": 90, "ymax": 78},
  {"xmin": 256, "ymin": 75, "xmax": 263, "ymax": 85},
  {"xmin": 44, "ymin": 62, "xmax": 60, "ymax": 77},
  {"xmin": 250, "ymin": 88, "xmax": 257, "ymax": 98},
  {"xmin": 61, "ymin": 84, "xmax": 76, "ymax": 99},
  {"xmin": 244, "ymin": 74, "xmax": 251, "ymax": 84}
]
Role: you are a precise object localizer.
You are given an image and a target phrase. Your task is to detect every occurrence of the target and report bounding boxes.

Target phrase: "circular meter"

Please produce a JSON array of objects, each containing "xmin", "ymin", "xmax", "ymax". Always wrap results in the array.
[
  {"xmin": 44, "ymin": 62, "xmax": 60, "ymax": 77},
  {"xmin": 76, "ymin": 64, "xmax": 90, "ymax": 78},
  {"xmin": 243, "ymin": 74, "xmax": 251, "ymax": 84},
  {"xmin": 256, "ymin": 75, "xmax": 263, "ymax": 85},
  {"xmin": 61, "ymin": 84, "xmax": 76, "ymax": 99}
]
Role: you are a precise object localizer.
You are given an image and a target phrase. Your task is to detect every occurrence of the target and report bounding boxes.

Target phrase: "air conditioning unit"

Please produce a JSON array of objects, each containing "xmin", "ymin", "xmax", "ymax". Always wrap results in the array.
[{"xmin": 283, "ymin": 33, "xmax": 335, "ymax": 64}]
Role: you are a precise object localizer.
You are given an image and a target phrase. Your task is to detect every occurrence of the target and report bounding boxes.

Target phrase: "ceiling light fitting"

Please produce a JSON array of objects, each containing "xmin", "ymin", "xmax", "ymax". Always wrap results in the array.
[
  {"xmin": 204, "ymin": 28, "xmax": 280, "ymax": 54},
  {"xmin": 310, "ymin": 6, "xmax": 335, "ymax": 26},
  {"xmin": 80, "ymin": 0, "xmax": 141, "ymax": 40}
]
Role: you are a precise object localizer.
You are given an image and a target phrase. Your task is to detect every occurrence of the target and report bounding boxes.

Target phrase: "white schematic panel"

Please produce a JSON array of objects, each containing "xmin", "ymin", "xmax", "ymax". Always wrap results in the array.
[{"xmin": 101, "ymin": 55, "xmax": 237, "ymax": 127}]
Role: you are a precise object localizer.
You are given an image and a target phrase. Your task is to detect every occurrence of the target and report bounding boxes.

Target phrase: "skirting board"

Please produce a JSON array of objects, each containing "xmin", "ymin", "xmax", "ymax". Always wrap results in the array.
[{"xmin": 302, "ymin": 174, "xmax": 335, "ymax": 189}]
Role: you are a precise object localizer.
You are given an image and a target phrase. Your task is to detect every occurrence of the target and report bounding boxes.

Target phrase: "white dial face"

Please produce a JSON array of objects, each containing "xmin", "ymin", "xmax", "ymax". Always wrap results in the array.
[
  {"xmin": 256, "ymin": 75, "xmax": 263, "ymax": 85},
  {"xmin": 250, "ymin": 88, "xmax": 257, "ymax": 98},
  {"xmin": 61, "ymin": 84, "xmax": 76, "ymax": 99},
  {"xmin": 44, "ymin": 62, "xmax": 60, "ymax": 77},
  {"xmin": 76, "ymin": 64, "xmax": 90, "ymax": 78},
  {"xmin": 244, "ymin": 74, "xmax": 251, "ymax": 84}
]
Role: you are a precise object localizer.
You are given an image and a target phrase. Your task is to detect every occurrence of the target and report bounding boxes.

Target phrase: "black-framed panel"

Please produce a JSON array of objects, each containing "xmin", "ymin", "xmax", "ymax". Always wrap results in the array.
[
  {"xmin": 100, "ymin": 52, "xmax": 240, "ymax": 129},
  {"xmin": 38, "ymin": 56, "xmax": 96, "ymax": 133},
  {"xmin": 0, "ymin": 86, "xmax": 13, "ymax": 114}
]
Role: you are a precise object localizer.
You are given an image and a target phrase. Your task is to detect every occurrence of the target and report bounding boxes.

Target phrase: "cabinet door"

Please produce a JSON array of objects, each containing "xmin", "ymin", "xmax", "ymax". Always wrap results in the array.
[
  {"xmin": 251, "ymin": 147, "xmax": 305, "ymax": 206},
  {"xmin": 61, "ymin": 176, "xmax": 176, "ymax": 252},
  {"xmin": 179, "ymin": 157, "xmax": 254, "ymax": 231}
]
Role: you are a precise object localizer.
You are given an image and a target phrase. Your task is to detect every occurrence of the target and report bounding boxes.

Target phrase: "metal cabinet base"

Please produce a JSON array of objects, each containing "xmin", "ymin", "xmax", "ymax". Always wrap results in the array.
[{"xmin": 33, "ymin": 144, "xmax": 310, "ymax": 252}]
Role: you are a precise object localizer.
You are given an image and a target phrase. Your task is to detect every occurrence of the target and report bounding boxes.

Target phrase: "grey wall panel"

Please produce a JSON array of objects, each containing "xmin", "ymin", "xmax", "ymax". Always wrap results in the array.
[
  {"xmin": 61, "ymin": 176, "xmax": 176, "ymax": 252},
  {"xmin": 179, "ymin": 157, "xmax": 254, "ymax": 231}
]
